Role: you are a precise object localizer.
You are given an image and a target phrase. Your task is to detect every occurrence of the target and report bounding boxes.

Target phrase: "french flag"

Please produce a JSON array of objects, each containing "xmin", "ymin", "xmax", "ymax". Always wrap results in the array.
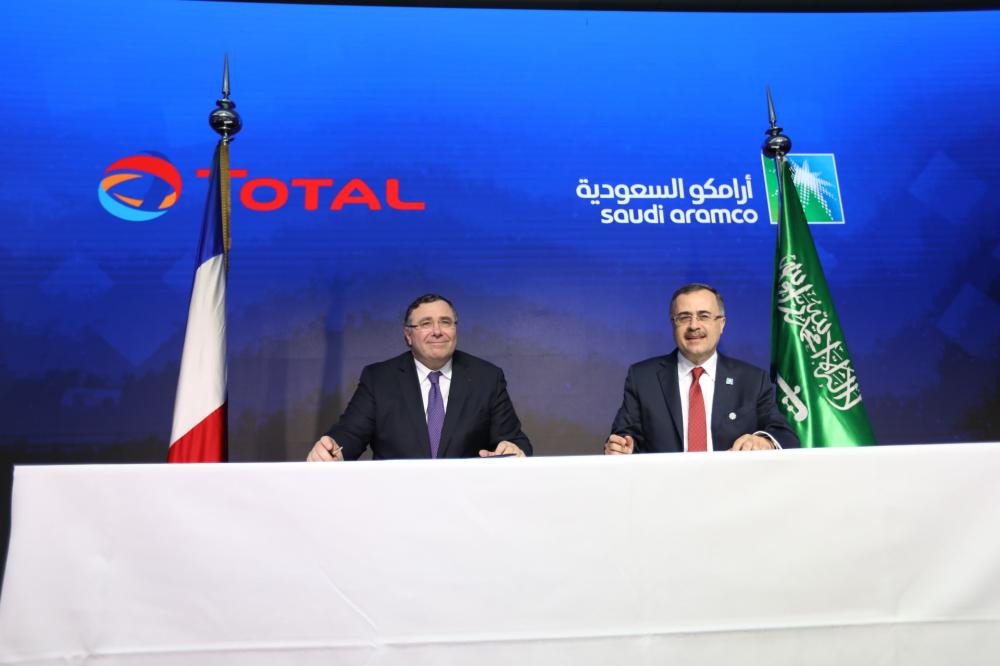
[{"xmin": 169, "ymin": 144, "xmax": 230, "ymax": 463}]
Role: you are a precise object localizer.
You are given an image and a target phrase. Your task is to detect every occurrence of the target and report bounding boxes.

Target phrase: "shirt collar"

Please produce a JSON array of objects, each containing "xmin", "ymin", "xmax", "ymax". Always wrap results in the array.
[
  {"xmin": 677, "ymin": 350, "xmax": 718, "ymax": 378},
  {"xmin": 414, "ymin": 356, "xmax": 453, "ymax": 383}
]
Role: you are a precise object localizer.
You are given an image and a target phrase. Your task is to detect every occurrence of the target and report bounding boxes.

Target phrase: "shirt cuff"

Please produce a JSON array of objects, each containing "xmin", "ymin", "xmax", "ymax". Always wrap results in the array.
[{"xmin": 753, "ymin": 431, "xmax": 781, "ymax": 449}]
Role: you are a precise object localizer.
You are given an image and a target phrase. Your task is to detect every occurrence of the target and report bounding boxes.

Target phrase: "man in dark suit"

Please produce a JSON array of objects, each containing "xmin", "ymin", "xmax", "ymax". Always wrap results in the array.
[
  {"xmin": 307, "ymin": 294, "xmax": 531, "ymax": 461},
  {"xmin": 605, "ymin": 283, "xmax": 798, "ymax": 455}
]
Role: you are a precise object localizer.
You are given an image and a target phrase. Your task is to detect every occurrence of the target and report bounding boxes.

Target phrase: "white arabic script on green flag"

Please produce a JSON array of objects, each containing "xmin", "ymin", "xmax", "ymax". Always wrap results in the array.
[{"xmin": 770, "ymin": 156, "xmax": 875, "ymax": 447}]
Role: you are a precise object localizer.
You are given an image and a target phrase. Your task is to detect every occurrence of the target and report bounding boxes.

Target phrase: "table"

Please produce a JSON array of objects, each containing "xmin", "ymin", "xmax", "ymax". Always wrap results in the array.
[{"xmin": 2, "ymin": 444, "xmax": 998, "ymax": 665}]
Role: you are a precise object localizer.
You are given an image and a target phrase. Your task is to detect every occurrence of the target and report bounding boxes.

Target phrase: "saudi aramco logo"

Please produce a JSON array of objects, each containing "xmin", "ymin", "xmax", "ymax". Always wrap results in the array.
[
  {"xmin": 761, "ymin": 153, "xmax": 845, "ymax": 224},
  {"xmin": 99, "ymin": 152, "xmax": 183, "ymax": 221}
]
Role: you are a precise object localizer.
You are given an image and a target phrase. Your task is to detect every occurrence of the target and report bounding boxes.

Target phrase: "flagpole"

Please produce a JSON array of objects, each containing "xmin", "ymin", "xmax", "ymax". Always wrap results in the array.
[
  {"xmin": 763, "ymin": 85, "xmax": 791, "ymax": 399},
  {"xmin": 210, "ymin": 54, "xmax": 242, "ymax": 272},
  {"xmin": 167, "ymin": 56, "xmax": 243, "ymax": 463}
]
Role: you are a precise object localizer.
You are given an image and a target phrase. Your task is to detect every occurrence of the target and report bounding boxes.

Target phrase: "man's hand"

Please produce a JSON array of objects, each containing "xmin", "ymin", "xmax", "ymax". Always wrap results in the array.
[
  {"xmin": 729, "ymin": 434, "xmax": 776, "ymax": 451},
  {"xmin": 604, "ymin": 434, "xmax": 635, "ymax": 455},
  {"xmin": 479, "ymin": 440, "xmax": 526, "ymax": 457},
  {"xmin": 306, "ymin": 435, "xmax": 344, "ymax": 462}
]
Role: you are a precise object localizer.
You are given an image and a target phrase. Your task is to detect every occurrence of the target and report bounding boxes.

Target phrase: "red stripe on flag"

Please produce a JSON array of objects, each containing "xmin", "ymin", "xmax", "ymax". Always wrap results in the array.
[{"xmin": 168, "ymin": 403, "xmax": 228, "ymax": 463}]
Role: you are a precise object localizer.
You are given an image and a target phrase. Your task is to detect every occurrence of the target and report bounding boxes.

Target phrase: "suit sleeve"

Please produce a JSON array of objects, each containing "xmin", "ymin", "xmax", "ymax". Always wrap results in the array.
[
  {"xmin": 754, "ymin": 371, "xmax": 801, "ymax": 449},
  {"xmin": 325, "ymin": 366, "xmax": 377, "ymax": 460},
  {"xmin": 610, "ymin": 366, "xmax": 649, "ymax": 453},
  {"xmin": 488, "ymin": 369, "xmax": 533, "ymax": 456}
]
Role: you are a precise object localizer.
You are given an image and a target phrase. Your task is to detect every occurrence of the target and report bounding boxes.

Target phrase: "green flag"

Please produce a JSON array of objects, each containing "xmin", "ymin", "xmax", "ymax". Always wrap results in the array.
[{"xmin": 770, "ymin": 156, "xmax": 875, "ymax": 447}]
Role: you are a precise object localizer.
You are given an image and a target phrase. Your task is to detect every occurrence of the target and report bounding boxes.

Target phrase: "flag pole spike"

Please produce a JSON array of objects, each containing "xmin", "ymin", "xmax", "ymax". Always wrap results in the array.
[
  {"xmin": 222, "ymin": 53, "xmax": 231, "ymax": 100},
  {"xmin": 762, "ymin": 86, "xmax": 791, "ymax": 160},
  {"xmin": 764, "ymin": 87, "xmax": 793, "ymax": 241},
  {"xmin": 210, "ymin": 54, "xmax": 242, "ymax": 144},
  {"xmin": 766, "ymin": 85, "xmax": 777, "ymax": 130}
]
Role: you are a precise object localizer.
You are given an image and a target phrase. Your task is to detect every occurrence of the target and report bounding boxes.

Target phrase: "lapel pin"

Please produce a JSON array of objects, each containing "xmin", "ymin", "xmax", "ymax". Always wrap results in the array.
[
  {"xmin": 728, "ymin": 412, "xmax": 737, "ymax": 420},
  {"xmin": 726, "ymin": 377, "xmax": 734, "ymax": 385}
]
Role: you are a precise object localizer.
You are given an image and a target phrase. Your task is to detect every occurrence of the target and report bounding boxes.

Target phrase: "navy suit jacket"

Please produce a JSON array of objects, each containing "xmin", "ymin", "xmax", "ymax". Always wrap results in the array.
[
  {"xmin": 327, "ymin": 350, "xmax": 532, "ymax": 460},
  {"xmin": 610, "ymin": 350, "xmax": 799, "ymax": 452}
]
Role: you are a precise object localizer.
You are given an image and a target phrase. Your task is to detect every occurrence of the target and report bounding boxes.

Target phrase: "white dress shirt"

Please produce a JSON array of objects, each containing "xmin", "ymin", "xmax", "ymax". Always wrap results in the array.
[
  {"xmin": 677, "ymin": 352, "xmax": 719, "ymax": 452},
  {"xmin": 414, "ymin": 357, "xmax": 453, "ymax": 422}
]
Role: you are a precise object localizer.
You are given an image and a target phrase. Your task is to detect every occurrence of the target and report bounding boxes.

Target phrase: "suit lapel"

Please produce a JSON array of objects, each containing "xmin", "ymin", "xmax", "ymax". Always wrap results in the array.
[
  {"xmin": 397, "ymin": 353, "xmax": 432, "ymax": 457},
  {"xmin": 437, "ymin": 352, "xmax": 469, "ymax": 459},
  {"xmin": 656, "ymin": 351, "xmax": 684, "ymax": 446},
  {"xmin": 711, "ymin": 354, "xmax": 735, "ymax": 450}
]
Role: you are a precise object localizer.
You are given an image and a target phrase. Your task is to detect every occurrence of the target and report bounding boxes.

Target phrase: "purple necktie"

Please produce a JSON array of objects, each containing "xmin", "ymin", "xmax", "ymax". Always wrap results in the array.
[{"xmin": 427, "ymin": 370, "xmax": 444, "ymax": 458}]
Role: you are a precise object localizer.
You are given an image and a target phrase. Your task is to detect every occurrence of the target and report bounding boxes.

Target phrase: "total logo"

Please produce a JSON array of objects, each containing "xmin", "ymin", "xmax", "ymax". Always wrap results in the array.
[
  {"xmin": 99, "ymin": 153, "xmax": 183, "ymax": 222},
  {"xmin": 99, "ymin": 152, "xmax": 425, "ymax": 221}
]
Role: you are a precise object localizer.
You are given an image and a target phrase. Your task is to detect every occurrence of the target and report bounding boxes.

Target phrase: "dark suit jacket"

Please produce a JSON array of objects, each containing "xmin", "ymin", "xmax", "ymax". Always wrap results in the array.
[
  {"xmin": 327, "ymin": 350, "xmax": 532, "ymax": 460},
  {"xmin": 611, "ymin": 350, "xmax": 799, "ymax": 452}
]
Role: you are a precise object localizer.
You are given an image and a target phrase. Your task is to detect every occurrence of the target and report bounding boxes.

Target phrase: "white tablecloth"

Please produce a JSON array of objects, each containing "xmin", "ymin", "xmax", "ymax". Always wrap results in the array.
[{"xmin": 2, "ymin": 444, "xmax": 999, "ymax": 665}]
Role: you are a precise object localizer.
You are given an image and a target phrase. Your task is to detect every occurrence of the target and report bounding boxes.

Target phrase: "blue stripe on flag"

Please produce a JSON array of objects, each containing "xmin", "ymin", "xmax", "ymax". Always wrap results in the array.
[{"xmin": 196, "ymin": 145, "xmax": 225, "ymax": 267}]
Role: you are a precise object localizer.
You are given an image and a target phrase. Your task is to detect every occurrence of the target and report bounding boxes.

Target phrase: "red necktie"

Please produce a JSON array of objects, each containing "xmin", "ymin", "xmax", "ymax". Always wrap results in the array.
[{"xmin": 688, "ymin": 366, "xmax": 707, "ymax": 452}]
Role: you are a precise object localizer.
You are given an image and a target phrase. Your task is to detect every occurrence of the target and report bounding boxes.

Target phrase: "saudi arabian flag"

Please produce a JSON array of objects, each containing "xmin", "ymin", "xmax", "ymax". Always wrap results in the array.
[{"xmin": 770, "ymin": 156, "xmax": 875, "ymax": 447}]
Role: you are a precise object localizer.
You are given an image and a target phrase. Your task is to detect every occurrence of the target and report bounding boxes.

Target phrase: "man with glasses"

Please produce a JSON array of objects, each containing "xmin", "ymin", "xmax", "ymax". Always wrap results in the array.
[
  {"xmin": 604, "ymin": 283, "xmax": 798, "ymax": 455},
  {"xmin": 307, "ymin": 293, "xmax": 532, "ymax": 461}
]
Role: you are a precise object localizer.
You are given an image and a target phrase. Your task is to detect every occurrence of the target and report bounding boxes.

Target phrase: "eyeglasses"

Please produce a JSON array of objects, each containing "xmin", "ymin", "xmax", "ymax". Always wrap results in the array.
[
  {"xmin": 671, "ymin": 311, "xmax": 724, "ymax": 326},
  {"xmin": 405, "ymin": 318, "xmax": 458, "ymax": 332}
]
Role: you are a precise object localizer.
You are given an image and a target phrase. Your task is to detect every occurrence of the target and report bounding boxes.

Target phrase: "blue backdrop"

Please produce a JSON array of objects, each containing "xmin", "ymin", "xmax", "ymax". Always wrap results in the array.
[{"xmin": 1, "ymin": 1, "xmax": 999, "ymax": 464}]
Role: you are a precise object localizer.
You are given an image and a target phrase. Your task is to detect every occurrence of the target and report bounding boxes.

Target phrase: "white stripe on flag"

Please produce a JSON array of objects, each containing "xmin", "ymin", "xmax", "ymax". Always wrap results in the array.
[{"xmin": 170, "ymin": 253, "xmax": 227, "ymax": 446}]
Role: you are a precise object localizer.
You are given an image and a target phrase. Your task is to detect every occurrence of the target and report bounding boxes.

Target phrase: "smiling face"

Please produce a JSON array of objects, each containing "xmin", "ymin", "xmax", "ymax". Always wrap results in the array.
[
  {"xmin": 403, "ymin": 299, "xmax": 458, "ymax": 370},
  {"xmin": 671, "ymin": 288, "xmax": 726, "ymax": 366}
]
